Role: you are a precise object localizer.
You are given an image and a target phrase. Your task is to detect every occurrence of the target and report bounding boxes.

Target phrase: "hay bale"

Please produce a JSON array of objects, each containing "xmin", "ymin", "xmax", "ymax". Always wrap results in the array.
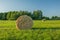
[
  {"xmin": 42, "ymin": 19, "xmax": 46, "ymax": 22},
  {"xmin": 16, "ymin": 15, "xmax": 33, "ymax": 30}
]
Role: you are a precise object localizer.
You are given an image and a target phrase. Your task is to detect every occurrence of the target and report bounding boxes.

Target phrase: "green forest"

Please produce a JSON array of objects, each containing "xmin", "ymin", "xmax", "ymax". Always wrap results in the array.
[{"xmin": 0, "ymin": 10, "xmax": 60, "ymax": 20}]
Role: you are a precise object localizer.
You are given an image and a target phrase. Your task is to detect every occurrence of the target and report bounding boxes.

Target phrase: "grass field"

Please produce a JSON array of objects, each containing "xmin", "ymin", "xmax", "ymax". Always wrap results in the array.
[{"xmin": 0, "ymin": 20, "xmax": 60, "ymax": 40}]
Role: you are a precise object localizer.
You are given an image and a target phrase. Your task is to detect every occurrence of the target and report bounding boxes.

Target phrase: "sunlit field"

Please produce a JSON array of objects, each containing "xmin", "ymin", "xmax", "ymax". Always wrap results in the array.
[
  {"xmin": 0, "ymin": 20, "xmax": 60, "ymax": 28},
  {"xmin": 0, "ymin": 20, "xmax": 60, "ymax": 40}
]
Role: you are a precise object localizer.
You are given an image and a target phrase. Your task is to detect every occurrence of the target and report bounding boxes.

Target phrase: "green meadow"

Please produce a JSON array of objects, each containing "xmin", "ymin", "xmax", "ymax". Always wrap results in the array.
[
  {"xmin": 0, "ymin": 20, "xmax": 60, "ymax": 28},
  {"xmin": 0, "ymin": 20, "xmax": 60, "ymax": 40}
]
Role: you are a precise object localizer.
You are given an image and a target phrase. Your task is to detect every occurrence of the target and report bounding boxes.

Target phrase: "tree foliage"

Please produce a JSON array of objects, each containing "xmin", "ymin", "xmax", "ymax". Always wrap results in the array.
[
  {"xmin": 0, "ymin": 10, "xmax": 43, "ymax": 20},
  {"xmin": 0, "ymin": 10, "xmax": 60, "ymax": 20},
  {"xmin": 33, "ymin": 10, "xmax": 42, "ymax": 20}
]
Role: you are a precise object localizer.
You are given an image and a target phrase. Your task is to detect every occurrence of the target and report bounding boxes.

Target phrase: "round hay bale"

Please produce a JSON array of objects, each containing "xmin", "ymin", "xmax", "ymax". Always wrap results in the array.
[
  {"xmin": 42, "ymin": 19, "xmax": 46, "ymax": 22},
  {"xmin": 16, "ymin": 15, "xmax": 33, "ymax": 30}
]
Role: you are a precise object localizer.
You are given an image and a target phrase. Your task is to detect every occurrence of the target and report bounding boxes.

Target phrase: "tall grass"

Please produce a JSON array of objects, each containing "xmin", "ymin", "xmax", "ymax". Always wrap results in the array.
[{"xmin": 0, "ymin": 20, "xmax": 60, "ymax": 40}]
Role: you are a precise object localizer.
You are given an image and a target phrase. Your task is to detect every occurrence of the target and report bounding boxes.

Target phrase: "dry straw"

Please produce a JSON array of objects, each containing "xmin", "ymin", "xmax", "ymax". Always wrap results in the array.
[{"xmin": 16, "ymin": 15, "xmax": 33, "ymax": 30}]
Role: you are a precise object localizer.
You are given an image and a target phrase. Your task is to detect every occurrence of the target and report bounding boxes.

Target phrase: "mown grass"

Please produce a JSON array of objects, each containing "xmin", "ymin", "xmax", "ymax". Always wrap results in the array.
[
  {"xmin": 0, "ymin": 20, "xmax": 60, "ymax": 40},
  {"xmin": 0, "ymin": 20, "xmax": 60, "ymax": 28},
  {"xmin": 33, "ymin": 20, "xmax": 60, "ymax": 28}
]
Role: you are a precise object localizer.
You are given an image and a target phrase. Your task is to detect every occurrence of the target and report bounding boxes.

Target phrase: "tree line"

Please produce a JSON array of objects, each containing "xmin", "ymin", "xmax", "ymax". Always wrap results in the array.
[{"xmin": 0, "ymin": 10, "xmax": 60, "ymax": 20}]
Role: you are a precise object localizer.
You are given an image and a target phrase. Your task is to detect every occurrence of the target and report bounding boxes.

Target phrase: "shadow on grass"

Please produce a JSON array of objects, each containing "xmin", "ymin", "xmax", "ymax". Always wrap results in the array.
[{"xmin": 32, "ymin": 28, "xmax": 60, "ymax": 30}]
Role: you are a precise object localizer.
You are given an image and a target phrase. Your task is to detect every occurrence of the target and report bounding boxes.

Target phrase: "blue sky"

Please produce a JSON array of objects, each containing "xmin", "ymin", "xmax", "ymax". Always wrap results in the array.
[{"xmin": 0, "ymin": 0, "xmax": 60, "ymax": 17}]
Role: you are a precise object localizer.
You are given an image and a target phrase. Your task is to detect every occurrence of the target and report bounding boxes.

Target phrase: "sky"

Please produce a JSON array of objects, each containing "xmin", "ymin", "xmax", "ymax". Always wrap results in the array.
[{"xmin": 0, "ymin": 0, "xmax": 60, "ymax": 17}]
